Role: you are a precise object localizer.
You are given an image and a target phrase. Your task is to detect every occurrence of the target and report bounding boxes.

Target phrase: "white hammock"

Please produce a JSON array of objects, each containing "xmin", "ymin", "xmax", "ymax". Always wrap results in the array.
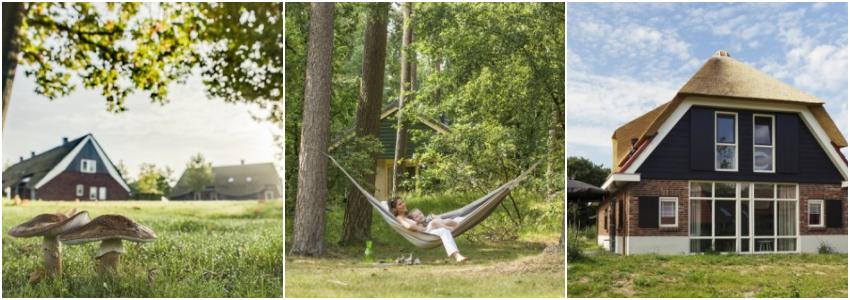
[{"xmin": 328, "ymin": 154, "xmax": 539, "ymax": 249}]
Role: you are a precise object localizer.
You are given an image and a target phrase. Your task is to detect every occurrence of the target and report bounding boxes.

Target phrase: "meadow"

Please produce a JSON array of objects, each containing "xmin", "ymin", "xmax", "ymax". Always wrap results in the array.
[
  {"xmin": 2, "ymin": 200, "xmax": 283, "ymax": 298},
  {"xmin": 285, "ymin": 192, "xmax": 565, "ymax": 297},
  {"xmin": 567, "ymin": 233, "xmax": 848, "ymax": 297}
]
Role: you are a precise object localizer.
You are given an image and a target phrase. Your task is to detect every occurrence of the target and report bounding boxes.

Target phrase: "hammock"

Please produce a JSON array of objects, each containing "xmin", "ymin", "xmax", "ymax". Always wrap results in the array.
[{"xmin": 328, "ymin": 154, "xmax": 540, "ymax": 249}]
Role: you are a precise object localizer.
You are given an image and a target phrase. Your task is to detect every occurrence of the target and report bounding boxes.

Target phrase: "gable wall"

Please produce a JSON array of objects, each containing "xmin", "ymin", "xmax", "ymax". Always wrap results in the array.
[{"xmin": 64, "ymin": 141, "xmax": 110, "ymax": 174}]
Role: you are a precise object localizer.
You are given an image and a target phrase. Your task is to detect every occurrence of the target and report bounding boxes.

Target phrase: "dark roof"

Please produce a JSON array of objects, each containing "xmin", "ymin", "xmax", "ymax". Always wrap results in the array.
[
  {"xmin": 170, "ymin": 162, "xmax": 281, "ymax": 198},
  {"xmin": 2, "ymin": 135, "xmax": 86, "ymax": 189},
  {"xmin": 567, "ymin": 179, "xmax": 605, "ymax": 200}
]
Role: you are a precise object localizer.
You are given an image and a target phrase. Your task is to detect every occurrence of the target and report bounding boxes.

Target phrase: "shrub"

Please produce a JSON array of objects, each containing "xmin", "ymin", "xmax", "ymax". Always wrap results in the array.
[
  {"xmin": 567, "ymin": 232, "xmax": 584, "ymax": 262},
  {"xmin": 818, "ymin": 242, "xmax": 834, "ymax": 254}
]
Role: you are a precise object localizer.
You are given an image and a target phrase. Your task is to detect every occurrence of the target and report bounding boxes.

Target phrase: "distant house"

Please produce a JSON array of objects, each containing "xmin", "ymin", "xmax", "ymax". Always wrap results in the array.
[
  {"xmin": 2, "ymin": 134, "xmax": 131, "ymax": 200},
  {"xmin": 598, "ymin": 51, "xmax": 847, "ymax": 255},
  {"xmin": 169, "ymin": 161, "xmax": 282, "ymax": 200},
  {"xmin": 329, "ymin": 101, "xmax": 449, "ymax": 200}
]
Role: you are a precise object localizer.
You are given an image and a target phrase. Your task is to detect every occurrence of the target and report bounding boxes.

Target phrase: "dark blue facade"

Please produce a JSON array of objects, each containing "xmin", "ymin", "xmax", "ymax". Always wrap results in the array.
[
  {"xmin": 637, "ymin": 106, "xmax": 844, "ymax": 183},
  {"xmin": 64, "ymin": 141, "xmax": 109, "ymax": 174}
]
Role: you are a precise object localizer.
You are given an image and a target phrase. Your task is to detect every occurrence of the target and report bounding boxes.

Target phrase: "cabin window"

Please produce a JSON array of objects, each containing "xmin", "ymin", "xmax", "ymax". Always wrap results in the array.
[
  {"xmin": 80, "ymin": 159, "xmax": 97, "ymax": 173},
  {"xmin": 227, "ymin": 177, "xmax": 234, "ymax": 183},
  {"xmin": 808, "ymin": 200, "xmax": 824, "ymax": 227},
  {"xmin": 98, "ymin": 187, "xmax": 107, "ymax": 200},
  {"xmin": 75, "ymin": 184, "xmax": 84, "ymax": 197},
  {"xmin": 753, "ymin": 115, "xmax": 775, "ymax": 172},
  {"xmin": 246, "ymin": 177, "xmax": 253, "ymax": 182},
  {"xmin": 714, "ymin": 112, "xmax": 738, "ymax": 171},
  {"xmin": 89, "ymin": 186, "xmax": 97, "ymax": 200},
  {"xmin": 659, "ymin": 197, "xmax": 678, "ymax": 227}
]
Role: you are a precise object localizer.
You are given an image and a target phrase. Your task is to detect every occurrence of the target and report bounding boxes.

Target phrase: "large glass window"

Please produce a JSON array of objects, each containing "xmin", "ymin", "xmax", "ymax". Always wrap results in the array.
[
  {"xmin": 715, "ymin": 113, "xmax": 738, "ymax": 171},
  {"xmin": 690, "ymin": 199, "xmax": 712, "ymax": 237},
  {"xmin": 753, "ymin": 201, "xmax": 774, "ymax": 236},
  {"xmin": 753, "ymin": 115, "xmax": 774, "ymax": 172}
]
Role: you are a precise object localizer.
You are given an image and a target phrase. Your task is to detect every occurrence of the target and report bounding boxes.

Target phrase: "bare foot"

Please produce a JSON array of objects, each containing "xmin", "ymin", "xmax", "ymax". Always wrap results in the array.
[{"xmin": 454, "ymin": 253, "xmax": 467, "ymax": 263}]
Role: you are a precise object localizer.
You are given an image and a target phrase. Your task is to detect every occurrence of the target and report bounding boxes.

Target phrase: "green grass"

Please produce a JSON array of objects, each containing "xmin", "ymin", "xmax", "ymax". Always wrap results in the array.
[
  {"xmin": 567, "ymin": 236, "xmax": 848, "ymax": 297},
  {"xmin": 3, "ymin": 200, "xmax": 283, "ymax": 297},
  {"xmin": 285, "ymin": 192, "xmax": 565, "ymax": 297}
]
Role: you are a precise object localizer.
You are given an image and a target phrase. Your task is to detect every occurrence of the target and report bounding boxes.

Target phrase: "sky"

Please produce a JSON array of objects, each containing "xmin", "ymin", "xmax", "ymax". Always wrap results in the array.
[
  {"xmin": 2, "ymin": 70, "xmax": 278, "ymax": 181},
  {"xmin": 567, "ymin": 3, "xmax": 849, "ymax": 168}
]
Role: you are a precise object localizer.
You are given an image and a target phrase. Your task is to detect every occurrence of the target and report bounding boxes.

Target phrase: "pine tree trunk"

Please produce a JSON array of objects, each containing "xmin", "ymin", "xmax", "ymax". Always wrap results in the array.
[
  {"xmin": 392, "ymin": 3, "xmax": 413, "ymax": 196},
  {"xmin": 340, "ymin": 3, "xmax": 389, "ymax": 246},
  {"xmin": 290, "ymin": 2, "xmax": 334, "ymax": 257},
  {"xmin": 2, "ymin": 3, "xmax": 24, "ymax": 130}
]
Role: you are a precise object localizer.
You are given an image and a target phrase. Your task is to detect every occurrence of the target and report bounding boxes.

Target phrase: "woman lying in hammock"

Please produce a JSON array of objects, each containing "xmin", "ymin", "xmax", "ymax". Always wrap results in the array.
[{"xmin": 388, "ymin": 197, "xmax": 467, "ymax": 263}]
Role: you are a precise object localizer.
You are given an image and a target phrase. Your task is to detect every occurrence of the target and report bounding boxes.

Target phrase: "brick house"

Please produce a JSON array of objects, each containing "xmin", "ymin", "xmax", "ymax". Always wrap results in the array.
[
  {"xmin": 598, "ymin": 51, "xmax": 848, "ymax": 254},
  {"xmin": 2, "ymin": 134, "xmax": 131, "ymax": 200}
]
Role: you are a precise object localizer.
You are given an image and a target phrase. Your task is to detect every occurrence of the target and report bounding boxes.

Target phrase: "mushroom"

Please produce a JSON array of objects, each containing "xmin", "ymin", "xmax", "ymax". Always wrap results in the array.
[
  {"xmin": 60, "ymin": 214, "xmax": 156, "ymax": 274},
  {"xmin": 8, "ymin": 210, "xmax": 91, "ymax": 277}
]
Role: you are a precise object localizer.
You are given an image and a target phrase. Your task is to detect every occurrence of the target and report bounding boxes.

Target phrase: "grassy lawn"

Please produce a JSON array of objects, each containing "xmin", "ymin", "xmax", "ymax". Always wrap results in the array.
[
  {"xmin": 567, "ymin": 236, "xmax": 848, "ymax": 297},
  {"xmin": 285, "ymin": 192, "xmax": 565, "ymax": 297},
  {"xmin": 3, "ymin": 200, "xmax": 283, "ymax": 297}
]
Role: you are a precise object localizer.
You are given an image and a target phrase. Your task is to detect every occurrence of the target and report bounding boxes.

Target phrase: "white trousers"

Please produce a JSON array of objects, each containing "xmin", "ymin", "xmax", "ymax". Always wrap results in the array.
[{"xmin": 426, "ymin": 227, "xmax": 459, "ymax": 256}]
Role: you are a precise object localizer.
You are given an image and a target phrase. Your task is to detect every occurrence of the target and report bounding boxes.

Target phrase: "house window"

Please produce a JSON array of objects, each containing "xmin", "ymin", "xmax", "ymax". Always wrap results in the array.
[
  {"xmin": 227, "ymin": 177, "xmax": 234, "ymax": 183},
  {"xmin": 246, "ymin": 177, "xmax": 253, "ymax": 182},
  {"xmin": 80, "ymin": 159, "xmax": 97, "ymax": 173},
  {"xmin": 808, "ymin": 200, "xmax": 824, "ymax": 227},
  {"xmin": 98, "ymin": 187, "xmax": 107, "ymax": 200},
  {"xmin": 659, "ymin": 197, "xmax": 678, "ymax": 227},
  {"xmin": 89, "ymin": 186, "xmax": 98, "ymax": 200},
  {"xmin": 753, "ymin": 115, "xmax": 775, "ymax": 172},
  {"xmin": 75, "ymin": 184, "xmax": 84, "ymax": 197},
  {"xmin": 715, "ymin": 112, "xmax": 738, "ymax": 171}
]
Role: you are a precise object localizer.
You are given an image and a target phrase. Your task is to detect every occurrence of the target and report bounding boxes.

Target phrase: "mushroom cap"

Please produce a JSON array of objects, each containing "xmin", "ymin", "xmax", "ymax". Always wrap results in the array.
[
  {"xmin": 60, "ymin": 214, "xmax": 156, "ymax": 245},
  {"xmin": 8, "ymin": 211, "xmax": 91, "ymax": 238}
]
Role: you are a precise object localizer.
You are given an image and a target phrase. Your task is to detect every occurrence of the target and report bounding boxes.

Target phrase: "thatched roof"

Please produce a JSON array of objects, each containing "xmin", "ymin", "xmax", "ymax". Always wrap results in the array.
[
  {"xmin": 2, "ymin": 136, "xmax": 86, "ymax": 189},
  {"xmin": 612, "ymin": 51, "xmax": 847, "ymax": 171}
]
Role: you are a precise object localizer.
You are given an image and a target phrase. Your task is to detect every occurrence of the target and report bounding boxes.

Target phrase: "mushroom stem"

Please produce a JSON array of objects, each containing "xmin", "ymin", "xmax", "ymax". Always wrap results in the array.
[
  {"xmin": 95, "ymin": 239, "xmax": 123, "ymax": 274},
  {"xmin": 42, "ymin": 235, "xmax": 61, "ymax": 277}
]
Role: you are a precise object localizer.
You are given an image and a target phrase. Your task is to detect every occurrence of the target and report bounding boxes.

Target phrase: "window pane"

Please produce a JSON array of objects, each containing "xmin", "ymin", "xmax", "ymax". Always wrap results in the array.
[
  {"xmin": 740, "ymin": 201, "xmax": 750, "ymax": 236},
  {"xmin": 716, "ymin": 145, "xmax": 736, "ymax": 170},
  {"xmin": 715, "ymin": 239, "xmax": 736, "ymax": 252},
  {"xmin": 809, "ymin": 213, "xmax": 821, "ymax": 225},
  {"xmin": 661, "ymin": 200, "xmax": 676, "ymax": 225},
  {"xmin": 740, "ymin": 238, "xmax": 750, "ymax": 252},
  {"xmin": 690, "ymin": 182, "xmax": 712, "ymax": 197},
  {"xmin": 754, "ymin": 238, "xmax": 774, "ymax": 252},
  {"xmin": 777, "ymin": 201, "xmax": 796, "ymax": 236},
  {"xmin": 754, "ymin": 184, "xmax": 774, "ymax": 199},
  {"xmin": 741, "ymin": 184, "xmax": 750, "ymax": 199},
  {"xmin": 716, "ymin": 114, "xmax": 736, "ymax": 143},
  {"xmin": 715, "ymin": 201, "xmax": 736, "ymax": 236},
  {"xmin": 690, "ymin": 200, "xmax": 712, "ymax": 236},
  {"xmin": 777, "ymin": 238, "xmax": 796, "ymax": 252},
  {"xmin": 777, "ymin": 185, "xmax": 795, "ymax": 199},
  {"xmin": 690, "ymin": 239, "xmax": 712, "ymax": 253},
  {"xmin": 754, "ymin": 201, "xmax": 774, "ymax": 236},
  {"xmin": 715, "ymin": 183, "xmax": 736, "ymax": 198},
  {"xmin": 754, "ymin": 116, "xmax": 773, "ymax": 145},
  {"xmin": 753, "ymin": 147, "xmax": 773, "ymax": 171}
]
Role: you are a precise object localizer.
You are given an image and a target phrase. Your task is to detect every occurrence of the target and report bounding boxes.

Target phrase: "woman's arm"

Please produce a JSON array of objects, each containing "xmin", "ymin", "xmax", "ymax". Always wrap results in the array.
[{"xmin": 396, "ymin": 216, "xmax": 426, "ymax": 232}]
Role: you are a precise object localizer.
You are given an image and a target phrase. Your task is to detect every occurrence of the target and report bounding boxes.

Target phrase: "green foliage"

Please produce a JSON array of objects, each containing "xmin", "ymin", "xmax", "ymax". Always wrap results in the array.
[
  {"xmin": 818, "ymin": 242, "xmax": 835, "ymax": 254},
  {"xmin": 567, "ymin": 156, "xmax": 610, "ymax": 187},
  {"xmin": 3, "ymin": 200, "xmax": 282, "ymax": 297},
  {"xmin": 566, "ymin": 232, "xmax": 584, "ymax": 262},
  {"xmin": 130, "ymin": 163, "xmax": 173, "ymax": 200},
  {"xmin": 182, "ymin": 153, "xmax": 213, "ymax": 196}
]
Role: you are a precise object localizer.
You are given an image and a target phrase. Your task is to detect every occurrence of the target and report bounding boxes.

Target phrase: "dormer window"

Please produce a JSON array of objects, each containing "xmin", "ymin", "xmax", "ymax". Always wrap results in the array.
[
  {"xmin": 80, "ymin": 159, "xmax": 97, "ymax": 173},
  {"xmin": 714, "ymin": 112, "xmax": 738, "ymax": 171},
  {"xmin": 753, "ymin": 114, "xmax": 775, "ymax": 172}
]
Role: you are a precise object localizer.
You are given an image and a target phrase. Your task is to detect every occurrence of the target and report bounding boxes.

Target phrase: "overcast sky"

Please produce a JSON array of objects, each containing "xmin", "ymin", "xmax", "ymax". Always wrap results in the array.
[
  {"xmin": 2, "ymin": 70, "xmax": 278, "ymax": 180},
  {"xmin": 567, "ymin": 3, "xmax": 849, "ymax": 167}
]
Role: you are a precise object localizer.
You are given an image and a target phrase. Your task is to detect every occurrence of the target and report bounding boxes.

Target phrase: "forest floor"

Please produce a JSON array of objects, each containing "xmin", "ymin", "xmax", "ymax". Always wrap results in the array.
[
  {"xmin": 285, "ymin": 193, "xmax": 565, "ymax": 297},
  {"xmin": 3, "ymin": 200, "xmax": 282, "ymax": 297},
  {"xmin": 567, "ymin": 235, "xmax": 848, "ymax": 297}
]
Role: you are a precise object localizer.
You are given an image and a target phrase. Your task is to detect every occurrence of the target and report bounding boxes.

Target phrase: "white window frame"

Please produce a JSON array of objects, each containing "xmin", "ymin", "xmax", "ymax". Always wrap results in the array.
[
  {"xmin": 659, "ymin": 197, "xmax": 678, "ymax": 227},
  {"xmin": 75, "ymin": 184, "xmax": 84, "ymax": 197},
  {"xmin": 80, "ymin": 159, "xmax": 97, "ymax": 173},
  {"xmin": 714, "ymin": 111, "xmax": 739, "ymax": 172},
  {"xmin": 89, "ymin": 186, "xmax": 98, "ymax": 200},
  {"xmin": 752, "ymin": 114, "xmax": 776, "ymax": 173},
  {"xmin": 98, "ymin": 187, "xmax": 107, "ymax": 200},
  {"xmin": 808, "ymin": 199, "xmax": 824, "ymax": 228}
]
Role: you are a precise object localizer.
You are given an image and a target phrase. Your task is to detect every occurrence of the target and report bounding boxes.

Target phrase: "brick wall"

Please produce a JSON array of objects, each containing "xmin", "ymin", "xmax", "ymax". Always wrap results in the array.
[
  {"xmin": 38, "ymin": 172, "xmax": 130, "ymax": 200},
  {"xmin": 799, "ymin": 183, "xmax": 847, "ymax": 235},
  {"xmin": 625, "ymin": 180, "xmax": 689, "ymax": 236}
]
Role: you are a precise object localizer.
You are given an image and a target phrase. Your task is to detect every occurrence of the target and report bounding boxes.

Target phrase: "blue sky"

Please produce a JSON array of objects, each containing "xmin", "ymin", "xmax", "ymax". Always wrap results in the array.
[{"xmin": 567, "ymin": 3, "xmax": 848, "ymax": 168}]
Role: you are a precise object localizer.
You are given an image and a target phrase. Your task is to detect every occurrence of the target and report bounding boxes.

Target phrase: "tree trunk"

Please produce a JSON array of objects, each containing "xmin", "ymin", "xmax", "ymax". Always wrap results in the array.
[
  {"xmin": 290, "ymin": 2, "xmax": 334, "ymax": 257},
  {"xmin": 340, "ymin": 3, "xmax": 389, "ymax": 246},
  {"xmin": 392, "ymin": 3, "xmax": 413, "ymax": 196},
  {"xmin": 2, "ymin": 3, "xmax": 24, "ymax": 130}
]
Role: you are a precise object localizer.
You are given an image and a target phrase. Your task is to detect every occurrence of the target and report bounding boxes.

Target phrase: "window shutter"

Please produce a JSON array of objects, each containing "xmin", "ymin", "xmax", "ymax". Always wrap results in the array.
[
  {"xmin": 690, "ymin": 107, "xmax": 714, "ymax": 171},
  {"xmin": 638, "ymin": 196, "xmax": 659, "ymax": 228},
  {"xmin": 776, "ymin": 114, "xmax": 799, "ymax": 173},
  {"xmin": 825, "ymin": 199, "xmax": 842, "ymax": 228}
]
